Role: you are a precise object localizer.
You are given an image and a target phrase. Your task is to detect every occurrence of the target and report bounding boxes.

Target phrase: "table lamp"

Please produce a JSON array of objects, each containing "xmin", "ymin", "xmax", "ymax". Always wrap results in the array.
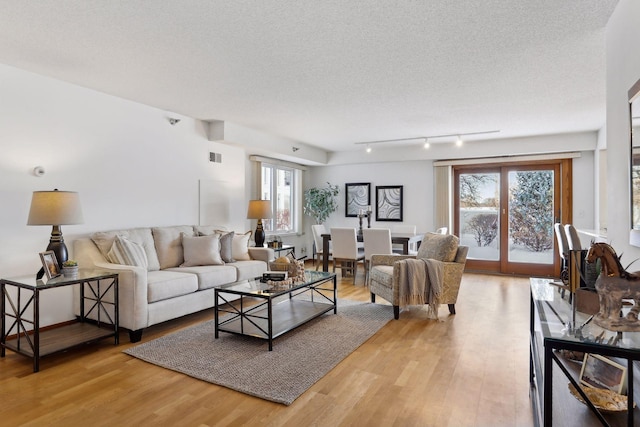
[
  {"xmin": 246, "ymin": 199, "xmax": 272, "ymax": 247},
  {"xmin": 27, "ymin": 189, "xmax": 84, "ymax": 278}
]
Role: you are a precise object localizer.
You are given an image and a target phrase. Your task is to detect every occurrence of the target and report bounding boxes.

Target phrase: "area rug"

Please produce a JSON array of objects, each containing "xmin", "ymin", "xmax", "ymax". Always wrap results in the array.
[{"xmin": 123, "ymin": 299, "xmax": 390, "ymax": 405}]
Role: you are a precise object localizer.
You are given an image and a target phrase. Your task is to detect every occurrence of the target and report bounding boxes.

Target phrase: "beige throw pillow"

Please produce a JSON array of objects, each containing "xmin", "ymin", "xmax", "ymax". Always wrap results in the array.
[
  {"xmin": 106, "ymin": 235, "xmax": 149, "ymax": 268},
  {"xmin": 416, "ymin": 232, "xmax": 459, "ymax": 262},
  {"xmin": 232, "ymin": 231, "xmax": 252, "ymax": 261},
  {"xmin": 181, "ymin": 233, "xmax": 224, "ymax": 267}
]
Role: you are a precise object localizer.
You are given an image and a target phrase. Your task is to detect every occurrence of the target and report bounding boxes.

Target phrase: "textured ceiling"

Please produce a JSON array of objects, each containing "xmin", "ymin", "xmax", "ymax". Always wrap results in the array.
[{"xmin": 0, "ymin": 0, "xmax": 619, "ymax": 152}]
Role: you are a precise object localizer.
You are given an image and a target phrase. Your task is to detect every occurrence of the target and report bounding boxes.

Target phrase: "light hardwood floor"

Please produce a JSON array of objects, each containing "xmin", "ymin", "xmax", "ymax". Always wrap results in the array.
[{"xmin": 0, "ymin": 267, "xmax": 534, "ymax": 427}]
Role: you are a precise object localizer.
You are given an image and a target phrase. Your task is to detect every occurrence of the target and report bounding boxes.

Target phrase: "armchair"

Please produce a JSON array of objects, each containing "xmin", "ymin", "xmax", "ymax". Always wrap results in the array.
[{"xmin": 369, "ymin": 233, "xmax": 468, "ymax": 319}]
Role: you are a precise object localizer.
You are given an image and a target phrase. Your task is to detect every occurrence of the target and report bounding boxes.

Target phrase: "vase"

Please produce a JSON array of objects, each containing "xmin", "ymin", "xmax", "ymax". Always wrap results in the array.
[{"xmin": 62, "ymin": 266, "xmax": 78, "ymax": 277}]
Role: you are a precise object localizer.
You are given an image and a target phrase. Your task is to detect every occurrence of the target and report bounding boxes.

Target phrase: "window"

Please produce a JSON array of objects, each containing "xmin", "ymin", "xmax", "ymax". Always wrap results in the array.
[{"xmin": 260, "ymin": 163, "xmax": 300, "ymax": 234}]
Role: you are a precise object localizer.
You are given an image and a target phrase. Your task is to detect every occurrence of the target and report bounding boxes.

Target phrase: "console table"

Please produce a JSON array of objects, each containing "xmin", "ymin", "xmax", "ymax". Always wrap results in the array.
[
  {"xmin": 1, "ymin": 269, "xmax": 119, "ymax": 372},
  {"xmin": 530, "ymin": 277, "xmax": 640, "ymax": 426}
]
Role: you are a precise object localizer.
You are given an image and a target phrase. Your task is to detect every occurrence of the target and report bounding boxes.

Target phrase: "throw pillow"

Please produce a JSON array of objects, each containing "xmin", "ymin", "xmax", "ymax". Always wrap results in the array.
[
  {"xmin": 416, "ymin": 232, "xmax": 459, "ymax": 263},
  {"xmin": 106, "ymin": 235, "xmax": 149, "ymax": 268},
  {"xmin": 181, "ymin": 233, "xmax": 224, "ymax": 267},
  {"xmin": 232, "ymin": 231, "xmax": 252, "ymax": 261},
  {"xmin": 215, "ymin": 230, "xmax": 236, "ymax": 263}
]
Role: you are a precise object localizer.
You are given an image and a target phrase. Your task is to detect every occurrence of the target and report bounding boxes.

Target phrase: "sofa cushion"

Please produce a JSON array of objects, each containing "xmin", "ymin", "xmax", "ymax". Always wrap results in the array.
[
  {"xmin": 106, "ymin": 235, "xmax": 149, "ymax": 268},
  {"xmin": 232, "ymin": 231, "xmax": 252, "ymax": 261},
  {"xmin": 147, "ymin": 270, "xmax": 199, "ymax": 303},
  {"xmin": 216, "ymin": 231, "xmax": 235, "ymax": 263},
  {"xmin": 167, "ymin": 265, "xmax": 237, "ymax": 290},
  {"xmin": 194, "ymin": 225, "xmax": 227, "ymax": 235},
  {"xmin": 416, "ymin": 233, "xmax": 459, "ymax": 262},
  {"xmin": 152, "ymin": 226, "xmax": 195, "ymax": 269},
  {"xmin": 229, "ymin": 260, "xmax": 268, "ymax": 281},
  {"xmin": 91, "ymin": 228, "xmax": 160, "ymax": 271},
  {"xmin": 181, "ymin": 233, "xmax": 224, "ymax": 267}
]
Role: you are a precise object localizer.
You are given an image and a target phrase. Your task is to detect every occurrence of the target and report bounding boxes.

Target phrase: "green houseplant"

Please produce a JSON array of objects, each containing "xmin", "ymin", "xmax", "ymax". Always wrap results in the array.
[{"xmin": 304, "ymin": 182, "xmax": 340, "ymax": 224}]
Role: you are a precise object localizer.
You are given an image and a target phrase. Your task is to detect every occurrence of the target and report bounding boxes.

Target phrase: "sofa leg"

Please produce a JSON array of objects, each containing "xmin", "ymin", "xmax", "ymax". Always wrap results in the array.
[
  {"xmin": 371, "ymin": 292, "xmax": 376, "ymax": 303},
  {"xmin": 393, "ymin": 305, "xmax": 399, "ymax": 320},
  {"xmin": 129, "ymin": 329, "xmax": 144, "ymax": 343},
  {"xmin": 448, "ymin": 304, "xmax": 456, "ymax": 315}
]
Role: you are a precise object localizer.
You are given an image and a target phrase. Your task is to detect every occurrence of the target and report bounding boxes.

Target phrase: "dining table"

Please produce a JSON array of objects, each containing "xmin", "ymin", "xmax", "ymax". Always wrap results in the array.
[{"xmin": 320, "ymin": 231, "xmax": 424, "ymax": 272}]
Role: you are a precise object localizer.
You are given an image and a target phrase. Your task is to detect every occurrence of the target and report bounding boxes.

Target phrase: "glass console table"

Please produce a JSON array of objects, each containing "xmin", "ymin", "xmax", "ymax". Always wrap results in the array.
[{"xmin": 530, "ymin": 277, "xmax": 640, "ymax": 426}]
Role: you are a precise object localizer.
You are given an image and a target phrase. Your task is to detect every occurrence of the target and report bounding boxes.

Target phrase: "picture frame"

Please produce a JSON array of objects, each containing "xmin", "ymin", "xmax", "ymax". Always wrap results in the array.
[
  {"xmin": 376, "ymin": 185, "xmax": 403, "ymax": 221},
  {"xmin": 39, "ymin": 251, "xmax": 61, "ymax": 279},
  {"xmin": 345, "ymin": 182, "xmax": 371, "ymax": 217},
  {"xmin": 580, "ymin": 353, "xmax": 627, "ymax": 394}
]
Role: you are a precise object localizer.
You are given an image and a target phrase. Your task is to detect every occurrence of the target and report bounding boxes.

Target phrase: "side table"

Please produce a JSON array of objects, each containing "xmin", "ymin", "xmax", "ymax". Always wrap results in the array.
[{"xmin": 1, "ymin": 269, "xmax": 119, "ymax": 372}]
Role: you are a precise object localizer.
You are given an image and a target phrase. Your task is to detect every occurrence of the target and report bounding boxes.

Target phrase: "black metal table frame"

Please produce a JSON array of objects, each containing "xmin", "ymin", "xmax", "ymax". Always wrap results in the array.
[
  {"xmin": 530, "ymin": 286, "xmax": 639, "ymax": 427},
  {"xmin": 1, "ymin": 272, "xmax": 119, "ymax": 372},
  {"xmin": 215, "ymin": 273, "xmax": 337, "ymax": 351}
]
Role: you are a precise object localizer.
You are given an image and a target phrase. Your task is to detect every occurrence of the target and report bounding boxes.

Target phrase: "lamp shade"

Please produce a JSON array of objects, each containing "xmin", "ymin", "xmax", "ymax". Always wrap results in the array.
[
  {"xmin": 27, "ymin": 190, "xmax": 84, "ymax": 226},
  {"xmin": 246, "ymin": 200, "xmax": 273, "ymax": 219}
]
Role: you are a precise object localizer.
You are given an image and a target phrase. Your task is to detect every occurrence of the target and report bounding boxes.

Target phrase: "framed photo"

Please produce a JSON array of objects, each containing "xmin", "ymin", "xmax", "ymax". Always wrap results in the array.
[
  {"xmin": 345, "ymin": 183, "xmax": 371, "ymax": 217},
  {"xmin": 39, "ymin": 251, "xmax": 61, "ymax": 279},
  {"xmin": 580, "ymin": 353, "xmax": 627, "ymax": 394},
  {"xmin": 376, "ymin": 185, "xmax": 403, "ymax": 222}
]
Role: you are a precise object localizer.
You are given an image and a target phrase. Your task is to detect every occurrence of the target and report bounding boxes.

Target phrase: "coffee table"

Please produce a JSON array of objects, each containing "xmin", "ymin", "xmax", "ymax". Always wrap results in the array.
[{"xmin": 214, "ymin": 270, "xmax": 337, "ymax": 350}]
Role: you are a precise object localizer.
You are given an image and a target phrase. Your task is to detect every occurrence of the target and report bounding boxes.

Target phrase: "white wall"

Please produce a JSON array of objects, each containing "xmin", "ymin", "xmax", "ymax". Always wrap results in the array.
[
  {"xmin": 300, "ymin": 151, "xmax": 596, "ymax": 256},
  {"xmin": 0, "ymin": 63, "xmax": 247, "ymax": 326},
  {"xmin": 605, "ymin": 0, "xmax": 640, "ymax": 262}
]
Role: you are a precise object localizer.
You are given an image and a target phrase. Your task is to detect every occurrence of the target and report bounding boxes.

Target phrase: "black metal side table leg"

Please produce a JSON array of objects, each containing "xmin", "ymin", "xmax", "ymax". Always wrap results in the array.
[{"xmin": 544, "ymin": 344, "xmax": 553, "ymax": 427}]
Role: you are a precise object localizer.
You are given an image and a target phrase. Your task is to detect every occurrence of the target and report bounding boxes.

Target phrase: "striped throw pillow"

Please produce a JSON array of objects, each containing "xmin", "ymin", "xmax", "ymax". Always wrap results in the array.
[{"xmin": 107, "ymin": 235, "xmax": 149, "ymax": 268}]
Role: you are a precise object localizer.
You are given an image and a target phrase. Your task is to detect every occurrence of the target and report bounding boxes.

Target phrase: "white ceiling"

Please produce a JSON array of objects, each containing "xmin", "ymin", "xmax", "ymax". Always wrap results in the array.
[{"xmin": 0, "ymin": 0, "xmax": 619, "ymax": 152}]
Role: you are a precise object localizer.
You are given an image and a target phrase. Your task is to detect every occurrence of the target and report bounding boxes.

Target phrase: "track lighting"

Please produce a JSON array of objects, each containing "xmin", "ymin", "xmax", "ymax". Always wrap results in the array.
[{"xmin": 354, "ymin": 130, "xmax": 498, "ymax": 152}]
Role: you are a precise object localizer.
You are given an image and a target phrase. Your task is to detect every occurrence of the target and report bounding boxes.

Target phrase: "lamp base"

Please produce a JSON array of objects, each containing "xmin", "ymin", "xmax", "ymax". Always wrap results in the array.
[
  {"xmin": 36, "ymin": 226, "xmax": 69, "ymax": 279},
  {"xmin": 254, "ymin": 228, "xmax": 266, "ymax": 247}
]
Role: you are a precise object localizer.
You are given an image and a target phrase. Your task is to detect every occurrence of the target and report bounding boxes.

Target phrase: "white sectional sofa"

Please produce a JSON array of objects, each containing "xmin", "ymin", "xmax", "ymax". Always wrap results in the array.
[{"xmin": 74, "ymin": 225, "xmax": 273, "ymax": 342}]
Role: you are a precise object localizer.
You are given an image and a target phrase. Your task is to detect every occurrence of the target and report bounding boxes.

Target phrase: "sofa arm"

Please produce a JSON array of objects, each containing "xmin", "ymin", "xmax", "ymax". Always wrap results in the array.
[
  {"xmin": 249, "ymin": 247, "xmax": 275, "ymax": 264},
  {"xmin": 370, "ymin": 254, "xmax": 416, "ymax": 268},
  {"xmin": 73, "ymin": 238, "xmax": 149, "ymax": 332}
]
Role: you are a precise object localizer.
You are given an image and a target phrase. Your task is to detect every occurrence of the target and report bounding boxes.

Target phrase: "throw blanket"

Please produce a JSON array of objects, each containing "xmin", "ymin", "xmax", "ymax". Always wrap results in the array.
[{"xmin": 397, "ymin": 258, "xmax": 444, "ymax": 318}]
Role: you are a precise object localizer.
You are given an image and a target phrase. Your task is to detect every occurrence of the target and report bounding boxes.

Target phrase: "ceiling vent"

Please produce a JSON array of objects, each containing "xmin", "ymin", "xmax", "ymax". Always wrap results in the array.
[{"xmin": 209, "ymin": 152, "xmax": 222, "ymax": 163}]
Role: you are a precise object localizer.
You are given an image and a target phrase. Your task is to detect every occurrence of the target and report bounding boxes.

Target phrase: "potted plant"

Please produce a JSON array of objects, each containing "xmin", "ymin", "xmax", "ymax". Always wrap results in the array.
[
  {"xmin": 304, "ymin": 182, "xmax": 340, "ymax": 224},
  {"xmin": 62, "ymin": 260, "xmax": 79, "ymax": 277}
]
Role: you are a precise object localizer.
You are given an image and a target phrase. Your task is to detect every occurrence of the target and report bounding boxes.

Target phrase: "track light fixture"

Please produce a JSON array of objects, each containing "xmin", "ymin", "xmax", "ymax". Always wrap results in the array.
[
  {"xmin": 168, "ymin": 117, "xmax": 181, "ymax": 125},
  {"xmin": 355, "ymin": 130, "xmax": 499, "ymax": 151}
]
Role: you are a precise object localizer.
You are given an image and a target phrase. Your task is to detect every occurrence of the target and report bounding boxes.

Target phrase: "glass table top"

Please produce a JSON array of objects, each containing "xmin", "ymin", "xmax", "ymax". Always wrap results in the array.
[
  {"xmin": 531, "ymin": 277, "xmax": 640, "ymax": 353},
  {"xmin": 218, "ymin": 270, "xmax": 335, "ymax": 297}
]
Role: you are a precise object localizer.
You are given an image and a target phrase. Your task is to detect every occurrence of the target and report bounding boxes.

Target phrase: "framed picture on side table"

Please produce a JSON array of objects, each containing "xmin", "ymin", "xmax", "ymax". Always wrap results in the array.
[
  {"xmin": 579, "ymin": 353, "xmax": 627, "ymax": 394},
  {"xmin": 39, "ymin": 251, "xmax": 61, "ymax": 279}
]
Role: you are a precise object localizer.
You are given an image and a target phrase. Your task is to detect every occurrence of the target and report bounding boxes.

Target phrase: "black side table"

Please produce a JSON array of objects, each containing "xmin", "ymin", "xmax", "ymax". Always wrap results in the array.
[{"xmin": 1, "ymin": 269, "xmax": 119, "ymax": 372}]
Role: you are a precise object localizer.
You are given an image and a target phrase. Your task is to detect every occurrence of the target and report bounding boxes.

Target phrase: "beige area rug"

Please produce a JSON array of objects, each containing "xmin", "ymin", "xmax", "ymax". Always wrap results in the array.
[{"xmin": 123, "ymin": 299, "xmax": 390, "ymax": 405}]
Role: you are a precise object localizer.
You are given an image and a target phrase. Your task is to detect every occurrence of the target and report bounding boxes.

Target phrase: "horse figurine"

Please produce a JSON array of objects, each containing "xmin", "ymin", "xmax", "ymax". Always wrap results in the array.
[{"xmin": 586, "ymin": 242, "xmax": 640, "ymax": 331}]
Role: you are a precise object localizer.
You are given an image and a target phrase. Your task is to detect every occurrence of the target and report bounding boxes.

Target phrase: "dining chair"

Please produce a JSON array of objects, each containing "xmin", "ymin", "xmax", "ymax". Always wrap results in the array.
[
  {"xmin": 564, "ymin": 224, "xmax": 582, "ymax": 251},
  {"xmin": 330, "ymin": 227, "xmax": 365, "ymax": 285},
  {"xmin": 362, "ymin": 228, "xmax": 393, "ymax": 286},
  {"xmin": 311, "ymin": 224, "xmax": 331, "ymax": 271},
  {"xmin": 391, "ymin": 224, "xmax": 417, "ymax": 254}
]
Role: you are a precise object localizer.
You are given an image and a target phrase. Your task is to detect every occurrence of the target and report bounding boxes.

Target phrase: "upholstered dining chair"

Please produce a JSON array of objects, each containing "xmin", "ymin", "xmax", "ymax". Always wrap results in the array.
[
  {"xmin": 564, "ymin": 224, "xmax": 582, "ymax": 251},
  {"xmin": 311, "ymin": 224, "xmax": 331, "ymax": 270},
  {"xmin": 330, "ymin": 227, "xmax": 365, "ymax": 285},
  {"xmin": 391, "ymin": 224, "xmax": 417, "ymax": 254},
  {"xmin": 362, "ymin": 228, "xmax": 393, "ymax": 286}
]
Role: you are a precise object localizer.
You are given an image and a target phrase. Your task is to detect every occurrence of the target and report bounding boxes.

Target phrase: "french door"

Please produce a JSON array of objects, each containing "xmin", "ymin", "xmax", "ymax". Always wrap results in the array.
[{"xmin": 454, "ymin": 160, "xmax": 571, "ymax": 276}]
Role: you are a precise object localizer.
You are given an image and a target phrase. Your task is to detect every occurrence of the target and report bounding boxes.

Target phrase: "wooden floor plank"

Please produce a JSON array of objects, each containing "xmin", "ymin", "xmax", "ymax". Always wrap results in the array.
[{"xmin": 0, "ymin": 266, "xmax": 534, "ymax": 426}]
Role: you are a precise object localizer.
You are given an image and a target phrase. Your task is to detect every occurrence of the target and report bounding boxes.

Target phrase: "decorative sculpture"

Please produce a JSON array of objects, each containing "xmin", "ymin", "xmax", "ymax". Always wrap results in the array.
[{"xmin": 586, "ymin": 242, "xmax": 640, "ymax": 331}]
